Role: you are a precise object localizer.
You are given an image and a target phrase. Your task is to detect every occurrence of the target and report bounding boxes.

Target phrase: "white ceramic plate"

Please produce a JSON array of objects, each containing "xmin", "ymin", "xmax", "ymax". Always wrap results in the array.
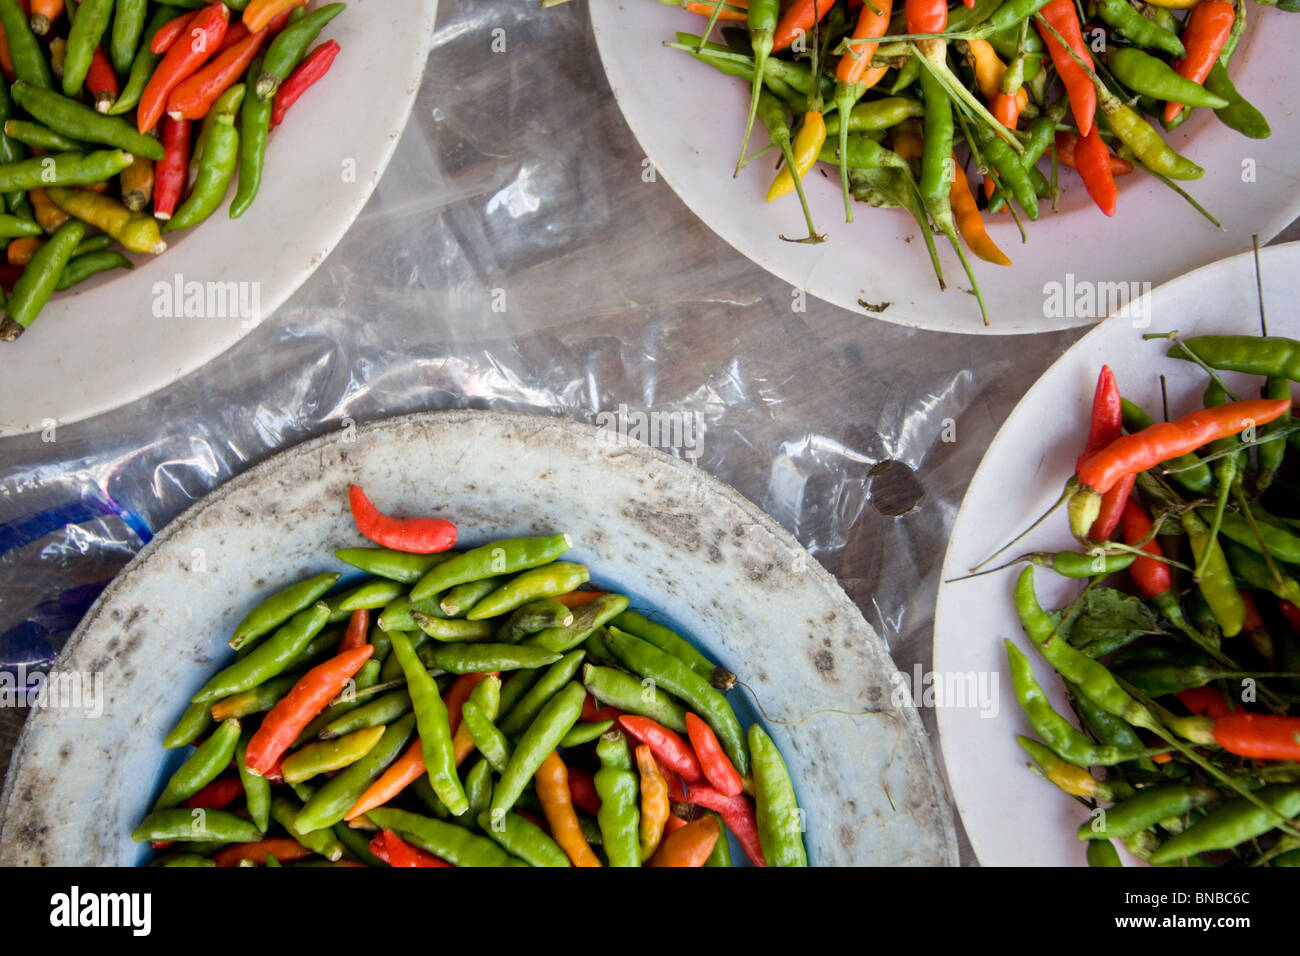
[
  {"xmin": 591, "ymin": 2, "xmax": 1300, "ymax": 334},
  {"xmin": 0, "ymin": 0, "xmax": 438, "ymax": 437},
  {"xmin": 0, "ymin": 410, "xmax": 956, "ymax": 865},
  {"xmin": 934, "ymin": 241, "xmax": 1300, "ymax": 866}
]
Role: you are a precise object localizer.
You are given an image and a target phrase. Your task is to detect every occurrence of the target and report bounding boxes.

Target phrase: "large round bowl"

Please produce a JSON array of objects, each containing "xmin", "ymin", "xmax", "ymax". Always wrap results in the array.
[
  {"xmin": 0, "ymin": 0, "xmax": 439, "ymax": 436},
  {"xmin": 0, "ymin": 410, "xmax": 956, "ymax": 865}
]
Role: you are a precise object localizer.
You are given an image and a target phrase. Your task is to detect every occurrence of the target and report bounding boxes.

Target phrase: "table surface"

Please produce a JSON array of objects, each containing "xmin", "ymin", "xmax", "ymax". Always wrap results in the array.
[{"xmin": 1, "ymin": 0, "xmax": 1295, "ymax": 866}]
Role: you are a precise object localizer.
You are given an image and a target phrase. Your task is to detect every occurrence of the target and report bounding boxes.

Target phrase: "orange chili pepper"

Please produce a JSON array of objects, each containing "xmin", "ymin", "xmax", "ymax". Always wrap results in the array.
[
  {"xmin": 152, "ymin": 11, "xmax": 199, "ymax": 54},
  {"xmin": 772, "ymin": 0, "xmax": 836, "ymax": 53},
  {"xmin": 213, "ymin": 838, "xmax": 311, "ymax": 867},
  {"xmin": 682, "ymin": 0, "xmax": 747, "ymax": 19},
  {"xmin": 685, "ymin": 712, "xmax": 744, "ymax": 796},
  {"xmin": 339, "ymin": 608, "xmax": 369, "ymax": 652},
  {"xmin": 1054, "ymin": 130, "xmax": 1133, "ymax": 176},
  {"xmin": 7, "ymin": 236, "xmax": 41, "ymax": 265},
  {"xmin": 891, "ymin": 118, "xmax": 923, "ymax": 161},
  {"xmin": 536, "ymin": 751, "xmax": 602, "ymax": 867},
  {"xmin": 29, "ymin": 0, "xmax": 61, "ymax": 36},
  {"xmin": 647, "ymin": 814, "xmax": 720, "ymax": 867},
  {"xmin": 1067, "ymin": 126, "xmax": 1118, "ymax": 217},
  {"xmin": 29, "ymin": 188, "xmax": 66, "ymax": 232},
  {"xmin": 165, "ymin": 28, "xmax": 264, "ymax": 121},
  {"xmin": 1036, "ymin": 0, "xmax": 1095, "ymax": 137},
  {"xmin": 949, "ymin": 160, "xmax": 1011, "ymax": 267},
  {"xmin": 1165, "ymin": 0, "xmax": 1233, "ymax": 123},
  {"xmin": 836, "ymin": 0, "xmax": 892, "ymax": 86},
  {"xmin": 138, "ymin": 1, "xmax": 229, "ymax": 134},
  {"xmin": 553, "ymin": 590, "xmax": 605, "ymax": 608},
  {"xmin": 345, "ymin": 740, "xmax": 424, "ymax": 822},
  {"xmin": 242, "ymin": 0, "xmax": 303, "ymax": 33},
  {"xmin": 635, "ymin": 743, "xmax": 671, "ymax": 861},
  {"xmin": 0, "ymin": 23, "xmax": 14, "ymax": 81},
  {"xmin": 120, "ymin": 154, "xmax": 155, "ymax": 213}
]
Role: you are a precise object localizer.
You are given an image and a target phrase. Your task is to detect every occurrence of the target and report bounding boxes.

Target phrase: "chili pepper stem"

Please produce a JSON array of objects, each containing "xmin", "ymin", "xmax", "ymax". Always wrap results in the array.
[
  {"xmin": 971, "ymin": 478, "xmax": 1078, "ymax": 570},
  {"xmin": 736, "ymin": 29, "xmax": 774, "ymax": 177},
  {"xmin": 910, "ymin": 43, "xmax": 1022, "ymax": 154},
  {"xmin": 774, "ymin": 133, "xmax": 826, "ymax": 244},
  {"xmin": 693, "ymin": 0, "xmax": 729, "ymax": 53}
]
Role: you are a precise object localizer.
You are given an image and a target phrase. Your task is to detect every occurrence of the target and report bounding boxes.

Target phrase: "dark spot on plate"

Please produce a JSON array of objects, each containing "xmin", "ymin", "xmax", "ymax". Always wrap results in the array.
[
  {"xmin": 868, "ymin": 460, "xmax": 925, "ymax": 517},
  {"xmin": 812, "ymin": 650, "xmax": 834, "ymax": 673}
]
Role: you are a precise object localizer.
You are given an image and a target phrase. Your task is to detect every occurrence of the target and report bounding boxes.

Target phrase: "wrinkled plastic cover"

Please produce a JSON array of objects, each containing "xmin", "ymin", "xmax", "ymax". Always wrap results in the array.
[{"xmin": 1, "ymin": 0, "xmax": 1296, "ymax": 859}]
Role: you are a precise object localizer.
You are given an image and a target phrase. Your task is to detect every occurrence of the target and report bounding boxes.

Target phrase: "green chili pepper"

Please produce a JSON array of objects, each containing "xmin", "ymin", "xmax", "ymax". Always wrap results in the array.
[
  {"xmin": 461, "ymin": 700, "xmax": 514, "ymax": 773},
  {"xmin": 162, "ymin": 700, "xmax": 212, "ymax": 749},
  {"xmin": 295, "ymin": 711, "xmax": 417, "ymax": 832},
  {"xmin": 11, "ymin": 81, "xmax": 164, "ymax": 159},
  {"xmin": 1223, "ymin": 540, "xmax": 1300, "ymax": 606},
  {"xmin": 192, "ymin": 602, "xmax": 330, "ymax": 703},
  {"xmin": 817, "ymin": 133, "xmax": 909, "ymax": 171},
  {"xmin": 594, "ymin": 728, "xmax": 641, "ymax": 867},
  {"xmin": 823, "ymin": 98, "xmax": 925, "ymax": 138},
  {"xmin": 477, "ymin": 810, "xmax": 570, "ymax": 867},
  {"xmin": 367, "ymin": 807, "xmax": 523, "ymax": 867},
  {"xmin": 411, "ymin": 534, "xmax": 573, "ymax": 603},
  {"xmin": 456, "ymin": 759, "xmax": 493, "ymax": 830},
  {"xmin": 378, "ymin": 592, "xmax": 449, "ymax": 631},
  {"xmin": 410, "ymin": 613, "xmax": 494, "ymax": 643},
  {"xmin": 153, "ymin": 718, "xmax": 242, "ymax": 811},
  {"xmin": 63, "ymin": 0, "xmax": 114, "ymax": 96},
  {"xmin": 3, "ymin": 120, "xmax": 87, "ymax": 153},
  {"xmin": 333, "ymin": 820, "xmax": 386, "ymax": 866},
  {"xmin": 1066, "ymin": 679, "xmax": 1152, "ymax": 771},
  {"xmin": 55, "ymin": 249, "xmax": 130, "ymax": 290},
  {"xmin": 110, "ymin": 0, "xmax": 150, "ymax": 75},
  {"xmin": 1007, "ymin": 640, "xmax": 1145, "ymax": 766},
  {"xmin": 1150, "ymin": 784, "xmax": 1300, "ymax": 863},
  {"xmin": 165, "ymin": 84, "xmax": 244, "ymax": 232},
  {"xmin": 560, "ymin": 720, "xmax": 614, "ymax": 748},
  {"xmin": 390, "ymin": 629, "xmax": 468, "ymax": 816},
  {"xmin": 0, "ymin": 212, "xmax": 39, "ymax": 239},
  {"xmin": 318, "ymin": 687, "xmax": 410, "ymax": 740},
  {"xmin": 498, "ymin": 650, "xmax": 586, "ymax": 738},
  {"xmin": 1079, "ymin": 784, "xmax": 1218, "ymax": 842},
  {"xmin": 334, "ymin": 578, "xmax": 406, "ymax": 614},
  {"xmin": 1086, "ymin": 838, "xmax": 1123, "ymax": 867},
  {"xmin": 256, "ymin": 2, "xmax": 346, "ymax": 101},
  {"xmin": 604, "ymin": 627, "xmax": 748, "ymax": 774},
  {"xmin": 890, "ymin": 54, "xmax": 922, "ymax": 94},
  {"xmin": 1274, "ymin": 848, "xmax": 1300, "ymax": 867},
  {"xmin": 154, "ymin": 853, "xmax": 217, "ymax": 867},
  {"xmin": 917, "ymin": 66, "xmax": 954, "ymax": 235},
  {"xmin": 1033, "ymin": 550, "xmax": 1137, "ymax": 578},
  {"xmin": 282, "ymin": 726, "xmax": 385, "ymax": 784},
  {"xmin": 0, "ymin": 0, "xmax": 53, "ymax": 88},
  {"xmin": 1211, "ymin": 508, "xmax": 1300, "ymax": 564},
  {"xmin": 229, "ymin": 51, "xmax": 272, "ymax": 219},
  {"xmin": 420, "ymin": 643, "xmax": 562, "ymax": 676},
  {"xmin": 582, "ymin": 663, "xmax": 689, "ymax": 733},
  {"xmin": 1205, "ymin": 61, "xmax": 1269, "ymax": 138},
  {"xmin": 612, "ymin": 610, "xmax": 735, "ymax": 691},
  {"xmin": 498, "ymin": 599, "xmax": 573, "ymax": 643},
  {"xmin": 110, "ymin": 5, "xmax": 178, "ymax": 115},
  {"xmin": 703, "ymin": 813, "xmax": 731, "ymax": 867},
  {"xmin": 466, "ymin": 563, "xmax": 590, "ymax": 620},
  {"xmin": 207, "ymin": 672, "xmax": 300, "ymax": 720},
  {"xmin": 380, "ymin": 631, "xmax": 425, "ymax": 680},
  {"xmin": 1175, "ymin": 335, "xmax": 1300, "ymax": 382},
  {"xmin": 334, "ymin": 547, "xmax": 454, "ymax": 584},
  {"xmin": 1105, "ymin": 47, "xmax": 1228, "ymax": 109},
  {"xmin": 228, "ymin": 572, "xmax": 340, "ymax": 651},
  {"xmin": 1096, "ymin": 91, "xmax": 1202, "ymax": 180},
  {"xmin": 131, "ymin": 808, "xmax": 263, "ymax": 844},
  {"xmin": 0, "ymin": 218, "xmax": 83, "ymax": 340},
  {"xmin": 1181, "ymin": 510, "xmax": 1245, "ymax": 638},
  {"xmin": 439, "ymin": 575, "xmax": 509, "ymax": 618},
  {"xmin": 749, "ymin": 723, "xmax": 807, "ymax": 867},
  {"xmin": 1094, "ymin": 0, "xmax": 1184, "ymax": 56},
  {"xmin": 523, "ymin": 593, "xmax": 630, "ymax": 653},
  {"xmin": 236, "ymin": 727, "xmax": 271, "ymax": 831},
  {"xmin": 270, "ymin": 794, "xmax": 344, "ymax": 861},
  {"xmin": 490, "ymin": 681, "xmax": 586, "ymax": 815}
]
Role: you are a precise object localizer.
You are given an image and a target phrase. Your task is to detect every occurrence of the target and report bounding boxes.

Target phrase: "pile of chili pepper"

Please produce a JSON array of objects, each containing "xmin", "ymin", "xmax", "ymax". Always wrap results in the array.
[
  {"xmin": 0, "ymin": 0, "xmax": 345, "ymax": 344},
  {"xmin": 982, "ymin": 329, "xmax": 1300, "ymax": 866},
  {"xmin": 665, "ymin": 0, "xmax": 1275, "ymax": 325},
  {"xmin": 132, "ymin": 484, "xmax": 809, "ymax": 867}
]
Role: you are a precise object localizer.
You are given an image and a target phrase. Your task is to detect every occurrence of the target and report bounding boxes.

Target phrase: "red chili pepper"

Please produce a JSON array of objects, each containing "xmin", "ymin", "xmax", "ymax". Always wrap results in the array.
[
  {"xmin": 990, "ymin": 91, "xmax": 1020, "ymax": 130},
  {"xmin": 580, "ymin": 693, "xmax": 622, "ymax": 723},
  {"xmin": 684, "ymin": 712, "xmax": 744, "ymax": 796},
  {"xmin": 367, "ymin": 831, "xmax": 390, "ymax": 864},
  {"xmin": 1054, "ymin": 130, "xmax": 1133, "ymax": 178},
  {"xmin": 153, "ymin": 115, "xmax": 190, "ymax": 221},
  {"xmin": 151, "ymin": 10, "xmax": 198, "ymax": 54},
  {"xmin": 165, "ymin": 27, "xmax": 264, "ymax": 121},
  {"xmin": 1176, "ymin": 687, "xmax": 1233, "ymax": 720},
  {"xmin": 1241, "ymin": 591, "xmax": 1264, "ymax": 634},
  {"xmin": 137, "ymin": 1, "xmax": 229, "ymax": 134},
  {"xmin": 567, "ymin": 766, "xmax": 601, "ymax": 816},
  {"xmin": 381, "ymin": 828, "xmax": 453, "ymax": 867},
  {"xmin": 657, "ymin": 757, "xmax": 687, "ymax": 802},
  {"xmin": 339, "ymin": 607, "xmax": 368, "ymax": 652},
  {"xmin": 1067, "ymin": 126, "xmax": 1118, "ymax": 217},
  {"xmin": 245, "ymin": 644, "xmax": 375, "ymax": 775},
  {"xmin": 443, "ymin": 672, "xmax": 490, "ymax": 736},
  {"xmin": 1078, "ymin": 399, "xmax": 1292, "ymax": 494},
  {"xmin": 772, "ymin": 0, "xmax": 837, "ymax": 53},
  {"xmin": 905, "ymin": 0, "xmax": 947, "ymax": 34},
  {"xmin": 1036, "ymin": 0, "xmax": 1095, "ymax": 137},
  {"xmin": 1280, "ymin": 600, "xmax": 1300, "ymax": 632},
  {"xmin": 347, "ymin": 484, "xmax": 457, "ymax": 554},
  {"xmin": 213, "ymin": 838, "xmax": 311, "ymax": 866},
  {"xmin": 1119, "ymin": 497, "xmax": 1170, "ymax": 598},
  {"xmin": 1212, "ymin": 712, "xmax": 1300, "ymax": 761},
  {"xmin": 182, "ymin": 775, "xmax": 244, "ymax": 809},
  {"xmin": 1075, "ymin": 366, "xmax": 1130, "ymax": 540},
  {"xmin": 86, "ymin": 46, "xmax": 118, "ymax": 113},
  {"xmin": 270, "ymin": 39, "xmax": 339, "ymax": 128},
  {"xmin": 684, "ymin": 783, "xmax": 766, "ymax": 867},
  {"xmin": 618, "ymin": 715, "xmax": 704, "ymax": 783},
  {"xmin": 1165, "ymin": 0, "xmax": 1233, "ymax": 123},
  {"xmin": 664, "ymin": 812, "xmax": 689, "ymax": 833}
]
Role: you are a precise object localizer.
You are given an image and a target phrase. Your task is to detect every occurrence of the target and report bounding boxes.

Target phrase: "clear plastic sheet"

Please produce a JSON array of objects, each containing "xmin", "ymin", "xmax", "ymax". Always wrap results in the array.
[{"xmin": 0, "ymin": 0, "xmax": 1297, "ymax": 861}]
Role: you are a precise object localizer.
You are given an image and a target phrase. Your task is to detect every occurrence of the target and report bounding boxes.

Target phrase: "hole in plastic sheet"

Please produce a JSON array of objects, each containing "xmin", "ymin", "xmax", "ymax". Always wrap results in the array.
[{"xmin": 867, "ymin": 460, "xmax": 924, "ymax": 517}]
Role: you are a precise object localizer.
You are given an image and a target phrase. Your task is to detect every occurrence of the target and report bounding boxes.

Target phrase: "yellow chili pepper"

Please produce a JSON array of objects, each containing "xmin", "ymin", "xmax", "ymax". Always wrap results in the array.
[
  {"xmin": 1143, "ymin": 0, "xmax": 1198, "ymax": 7},
  {"xmin": 635, "ymin": 743, "xmax": 670, "ymax": 862},
  {"xmin": 535, "ymin": 751, "xmax": 602, "ymax": 868},
  {"xmin": 45, "ymin": 186, "xmax": 166, "ymax": 255},
  {"xmin": 949, "ymin": 159, "xmax": 1011, "ymax": 267},
  {"xmin": 29, "ymin": 187, "xmax": 69, "ymax": 233},
  {"xmin": 966, "ymin": 39, "xmax": 1029, "ymax": 113},
  {"xmin": 766, "ymin": 110, "xmax": 827, "ymax": 202}
]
